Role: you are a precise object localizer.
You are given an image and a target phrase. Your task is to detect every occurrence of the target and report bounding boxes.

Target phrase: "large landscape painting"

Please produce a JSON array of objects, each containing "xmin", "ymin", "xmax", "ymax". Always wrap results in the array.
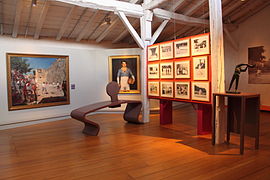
[{"xmin": 6, "ymin": 53, "xmax": 70, "ymax": 110}]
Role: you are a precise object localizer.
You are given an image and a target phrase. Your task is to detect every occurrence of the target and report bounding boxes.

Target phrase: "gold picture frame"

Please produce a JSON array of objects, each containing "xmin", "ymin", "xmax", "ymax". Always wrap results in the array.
[
  {"xmin": 6, "ymin": 53, "xmax": 70, "ymax": 111},
  {"xmin": 109, "ymin": 55, "xmax": 140, "ymax": 94}
]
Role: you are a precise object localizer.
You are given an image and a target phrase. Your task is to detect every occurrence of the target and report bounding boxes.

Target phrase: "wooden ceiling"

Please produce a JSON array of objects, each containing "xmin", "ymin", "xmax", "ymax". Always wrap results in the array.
[{"xmin": 0, "ymin": 0, "xmax": 269, "ymax": 46}]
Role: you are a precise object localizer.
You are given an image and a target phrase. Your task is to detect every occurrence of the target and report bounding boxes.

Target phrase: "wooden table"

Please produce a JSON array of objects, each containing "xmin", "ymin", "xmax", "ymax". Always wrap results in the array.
[{"xmin": 212, "ymin": 93, "xmax": 260, "ymax": 154}]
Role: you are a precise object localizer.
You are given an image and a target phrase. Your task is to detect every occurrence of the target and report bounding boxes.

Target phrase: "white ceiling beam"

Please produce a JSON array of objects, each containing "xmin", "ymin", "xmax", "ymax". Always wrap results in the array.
[
  {"xmin": 12, "ymin": 0, "xmax": 23, "ymax": 38},
  {"xmin": 76, "ymin": 10, "xmax": 99, "ymax": 42},
  {"xmin": 150, "ymin": 19, "xmax": 168, "ymax": 44},
  {"xmin": 95, "ymin": 0, "xmax": 139, "ymax": 43},
  {"xmin": 183, "ymin": 0, "xmax": 207, "ymax": 16},
  {"xmin": 117, "ymin": 11, "xmax": 144, "ymax": 48},
  {"xmin": 153, "ymin": 8, "xmax": 209, "ymax": 26},
  {"xmin": 56, "ymin": 6, "xmax": 76, "ymax": 40},
  {"xmin": 55, "ymin": 0, "xmax": 144, "ymax": 18},
  {"xmin": 112, "ymin": 0, "xmax": 185, "ymax": 44},
  {"xmin": 34, "ymin": 1, "xmax": 50, "ymax": 39},
  {"xmin": 143, "ymin": 0, "xmax": 167, "ymax": 10},
  {"xmin": 169, "ymin": 0, "xmax": 185, "ymax": 11}
]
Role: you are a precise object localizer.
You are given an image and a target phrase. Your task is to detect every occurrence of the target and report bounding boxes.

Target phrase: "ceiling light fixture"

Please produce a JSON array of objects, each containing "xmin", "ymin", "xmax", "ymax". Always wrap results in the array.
[{"xmin": 32, "ymin": 0, "xmax": 37, "ymax": 7}]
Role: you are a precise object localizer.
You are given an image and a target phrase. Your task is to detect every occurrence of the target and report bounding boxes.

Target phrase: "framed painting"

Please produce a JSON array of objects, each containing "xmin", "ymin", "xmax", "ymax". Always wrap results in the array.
[
  {"xmin": 6, "ymin": 53, "xmax": 70, "ymax": 111},
  {"xmin": 160, "ymin": 42, "xmax": 173, "ymax": 60},
  {"xmin": 148, "ymin": 63, "xmax": 160, "ymax": 79},
  {"xmin": 191, "ymin": 34, "xmax": 210, "ymax": 56},
  {"xmin": 148, "ymin": 45, "xmax": 159, "ymax": 61},
  {"xmin": 109, "ymin": 55, "xmax": 140, "ymax": 94},
  {"xmin": 174, "ymin": 38, "xmax": 190, "ymax": 58},
  {"xmin": 148, "ymin": 81, "xmax": 160, "ymax": 96},
  {"xmin": 193, "ymin": 56, "xmax": 208, "ymax": 80},
  {"xmin": 160, "ymin": 81, "xmax": 174, "ymax": 98},
  {"xmin": 160, "ymin": 62, "xmax": 174, "ymax": 79},
  {"xmin": 175, "ymin": 81, "xmax": 190, "ymax": 99},
  {"xmin": 175, "ymin": 60, "xmax": 190, "ymax": 79},
  {"xmin": 191, "ymin": 82, "xmax": 210, "ymax": 102}
]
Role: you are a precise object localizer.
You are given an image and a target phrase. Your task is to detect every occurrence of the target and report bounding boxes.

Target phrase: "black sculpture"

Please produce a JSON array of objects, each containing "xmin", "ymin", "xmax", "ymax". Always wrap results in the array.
[{"xmin": 226, "ymin": 63, "xmax": 255, "ymax": 94}]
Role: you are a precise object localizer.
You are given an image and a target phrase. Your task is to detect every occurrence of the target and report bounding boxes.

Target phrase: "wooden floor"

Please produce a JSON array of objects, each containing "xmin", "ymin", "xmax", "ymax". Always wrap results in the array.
[{"xmin": 1, "ymin": 105, "xmax": 270, "ymax": 180}]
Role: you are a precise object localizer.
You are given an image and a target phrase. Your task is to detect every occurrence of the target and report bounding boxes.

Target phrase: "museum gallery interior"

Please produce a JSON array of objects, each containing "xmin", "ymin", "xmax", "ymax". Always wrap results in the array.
[{"xmin": 0, "ymin": 0, "xmax": 270, "ymax": 179}]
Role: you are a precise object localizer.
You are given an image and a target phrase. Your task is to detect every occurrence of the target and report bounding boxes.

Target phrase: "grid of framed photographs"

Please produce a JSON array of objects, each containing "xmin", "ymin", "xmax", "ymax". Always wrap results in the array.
[{"xmin": 147, "ymin": 33, "xmax": 211, "ymax": 103}]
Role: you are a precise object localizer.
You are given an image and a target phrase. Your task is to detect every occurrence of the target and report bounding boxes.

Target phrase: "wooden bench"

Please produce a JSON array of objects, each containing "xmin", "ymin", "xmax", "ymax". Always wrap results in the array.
[{"xmin": 71, "ymin": 82, "xmax": 142, "ymax": 135}]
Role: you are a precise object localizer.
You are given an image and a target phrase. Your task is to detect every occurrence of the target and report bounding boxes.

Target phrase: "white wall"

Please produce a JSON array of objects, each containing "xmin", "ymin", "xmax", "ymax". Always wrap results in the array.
[
  {"xmin": 0, "ymin": 36, "xmax": 145, "ymax": 127},
  {"xmin": 224, "ymin": 6, "xmax": 270, "ymax": 106}
]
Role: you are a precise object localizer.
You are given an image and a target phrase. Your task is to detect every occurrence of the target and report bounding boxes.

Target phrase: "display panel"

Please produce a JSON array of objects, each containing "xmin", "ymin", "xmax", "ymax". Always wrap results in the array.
[
  {"xmin": 160, "ymin": 81, "xmax": 174, "ymax": 98},
  {"xmin": 160, "ymin": 62, "xmax": 174, "ymax": 79},
  {"xmin": 148, "ymin": 44, "xmax": 160, "ymax": 61},
  {"xmin": 174, "ymin": 38, "xmax": 190, "ymax": 58},
  {"xmin": 191, "ymin": 34, "xmax": 210, "ymax": 56},
  {"xmin": 175, "ymin": 60, "xmax": 190, "ymax": 79},
  {"xmin": 193, "ymin": 56, "xmax": 208, "ymax": 80},
  {"xmin": 148, "ymin": 81, "xmax": 160, "ymax": 96},
  {"xmin": 148, "ymin": 63, "xmax": 159, "ymax": 79},
  {"xmin": 175, "ymin": 81, "xmax": 190, "ymax": 99},
  {"xmin": 160, "ymin": 42, "xmax": 174, "ymax": 60},
  {"xmin": 191, "ymin": 82, "xmax": 210, "ymax": 101}
]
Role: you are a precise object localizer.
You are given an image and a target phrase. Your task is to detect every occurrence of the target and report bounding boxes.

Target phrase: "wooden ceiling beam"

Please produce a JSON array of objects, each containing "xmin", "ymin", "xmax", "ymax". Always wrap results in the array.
[
  {"xmin": 95, "ymin": 0, "xmax": 140, "ymax": 43},
  {"xmin": 169, "ymin": 0, "xmax": 186, "ymax": 11},
  {"xmin": 55, "ymin": 0, "xmax": 144, "ymax": 18},
  {"xmin": 76, "ymin": 10, "xmax": 99, "ymax": 42},
  {"xmin": 12, "ymin": 0, "xmax": 24, "ymax": 38},
  {"xmin": 235, "ymin": 1, "xmax": 270, "ymax": 24},
  {"xmin": 143, "ymin": 0, "xmax": 168, "ymax": 10},
  {"xmin": 117, "ymin": 11, "xmax": 144, "ymax": 48},
  {"xmin": 0, "ymin": 0, "xmax": 4, "ymax": 35},
  {"xmin": 153, "ymin": 8, "xmax": 209, "ymax": 26},
  {"xmin": 34, "ymin": 1, "xmax": 50, "ymax": 39},
  {"xmin": 182, "ymin": 0, "xmax": 207, "ymax": 16},
  {"xmin": 56, "ymin": 6, "xmax": 76, "ymax": 40}
]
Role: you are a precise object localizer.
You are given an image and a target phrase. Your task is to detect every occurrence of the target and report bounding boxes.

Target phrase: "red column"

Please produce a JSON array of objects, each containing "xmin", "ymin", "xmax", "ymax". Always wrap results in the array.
[
  {"xmin": 160, "ymin": 99, "xmax": 172, "ymax": 125},
  {"xmin": 197, "ymin": 104, "xmax": 212, "ymax": 135}
]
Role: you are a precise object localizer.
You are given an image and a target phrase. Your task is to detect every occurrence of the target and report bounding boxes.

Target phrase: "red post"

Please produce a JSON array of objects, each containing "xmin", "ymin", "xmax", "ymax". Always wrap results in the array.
[
  {"xmin": 160, "ymin": 99, "xmax": 172, "ymax": 125},
  {"xmin": 197, "ymin": 104, "xmax": 212, "ymax": 135}
]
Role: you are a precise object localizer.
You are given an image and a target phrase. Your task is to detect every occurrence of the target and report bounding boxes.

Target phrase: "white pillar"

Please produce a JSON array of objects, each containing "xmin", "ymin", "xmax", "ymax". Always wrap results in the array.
[
  {"xmin": 209, "ymin": 0, "xmax": 226, "ymax": 144},
  {"xmin": 140, "ymin": 0, "xmax": 153, "ymax": 123}
]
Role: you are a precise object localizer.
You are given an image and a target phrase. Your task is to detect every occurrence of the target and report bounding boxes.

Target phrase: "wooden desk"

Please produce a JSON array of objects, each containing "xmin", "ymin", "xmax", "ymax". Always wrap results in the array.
[{"xmin": 212, "ymin": 93, "xmax": 260, "ymax": 154}]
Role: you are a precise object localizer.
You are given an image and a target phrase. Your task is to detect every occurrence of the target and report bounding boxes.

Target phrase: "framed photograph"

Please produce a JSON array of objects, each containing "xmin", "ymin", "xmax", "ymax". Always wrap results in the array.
[
  {"xmin": 193, "ymin": 56, "xmax": 208, "ymax": 80},
  {"xmin": 160, "ymin": 42, "xmax": 173, "ymax": 60},
  {"xmin": 109, "ymin": 55, "xmax": 140, "ymax": 94},
  {"xmin": 191, "ymin": 34, "xmax": 210, "ymax": 56},
  {"xmin": 6, "ymin": 53, "xmax": 70, "ymax": 111},
  {"xmin": 160, "ymin": 62, "xmax": 174, "ymax": 79},
  {"xmin": 175, "ymin": 60, "xmax": 190, "ymax": 78},
  {"xmin": 160, "ymin": 81, "xmax": 174, "ymax": 98},
  {"xmin": 148, "ymin": 81, "xmax": 159, "ymax": 96},
  {"xmin": 174, "ymin": 38, "xmax": 190, "ymax": 58},
  {"xmin": 148, "ymin": 63, "xmax": 159, "ymax": 79},
  {"xmin": 175, "ymin": 81, "xmax": 190, "ymax": 99},
  {"xmin": 191, "ymin": 82, "xmax": 210, "ymax": 102},
  {"xmin": 248, "ymin": 46, "xmax": 270, "ymax": 84},
  {"xmin": 148, "ymin": 45, "xmax": 159, "ymax": 61}
]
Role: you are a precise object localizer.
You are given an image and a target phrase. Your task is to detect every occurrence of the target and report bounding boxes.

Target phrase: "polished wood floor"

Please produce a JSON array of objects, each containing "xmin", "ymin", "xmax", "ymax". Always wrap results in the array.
[{"xmin": 1, "ymin": 105, "xmax": 270, "ymax": 180}]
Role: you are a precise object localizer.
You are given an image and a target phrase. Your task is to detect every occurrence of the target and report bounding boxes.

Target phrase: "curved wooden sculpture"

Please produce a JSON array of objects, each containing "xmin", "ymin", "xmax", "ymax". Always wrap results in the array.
[{"xmin": 70, "ymin": 82, "xmax": 142, "ymax": 135}]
